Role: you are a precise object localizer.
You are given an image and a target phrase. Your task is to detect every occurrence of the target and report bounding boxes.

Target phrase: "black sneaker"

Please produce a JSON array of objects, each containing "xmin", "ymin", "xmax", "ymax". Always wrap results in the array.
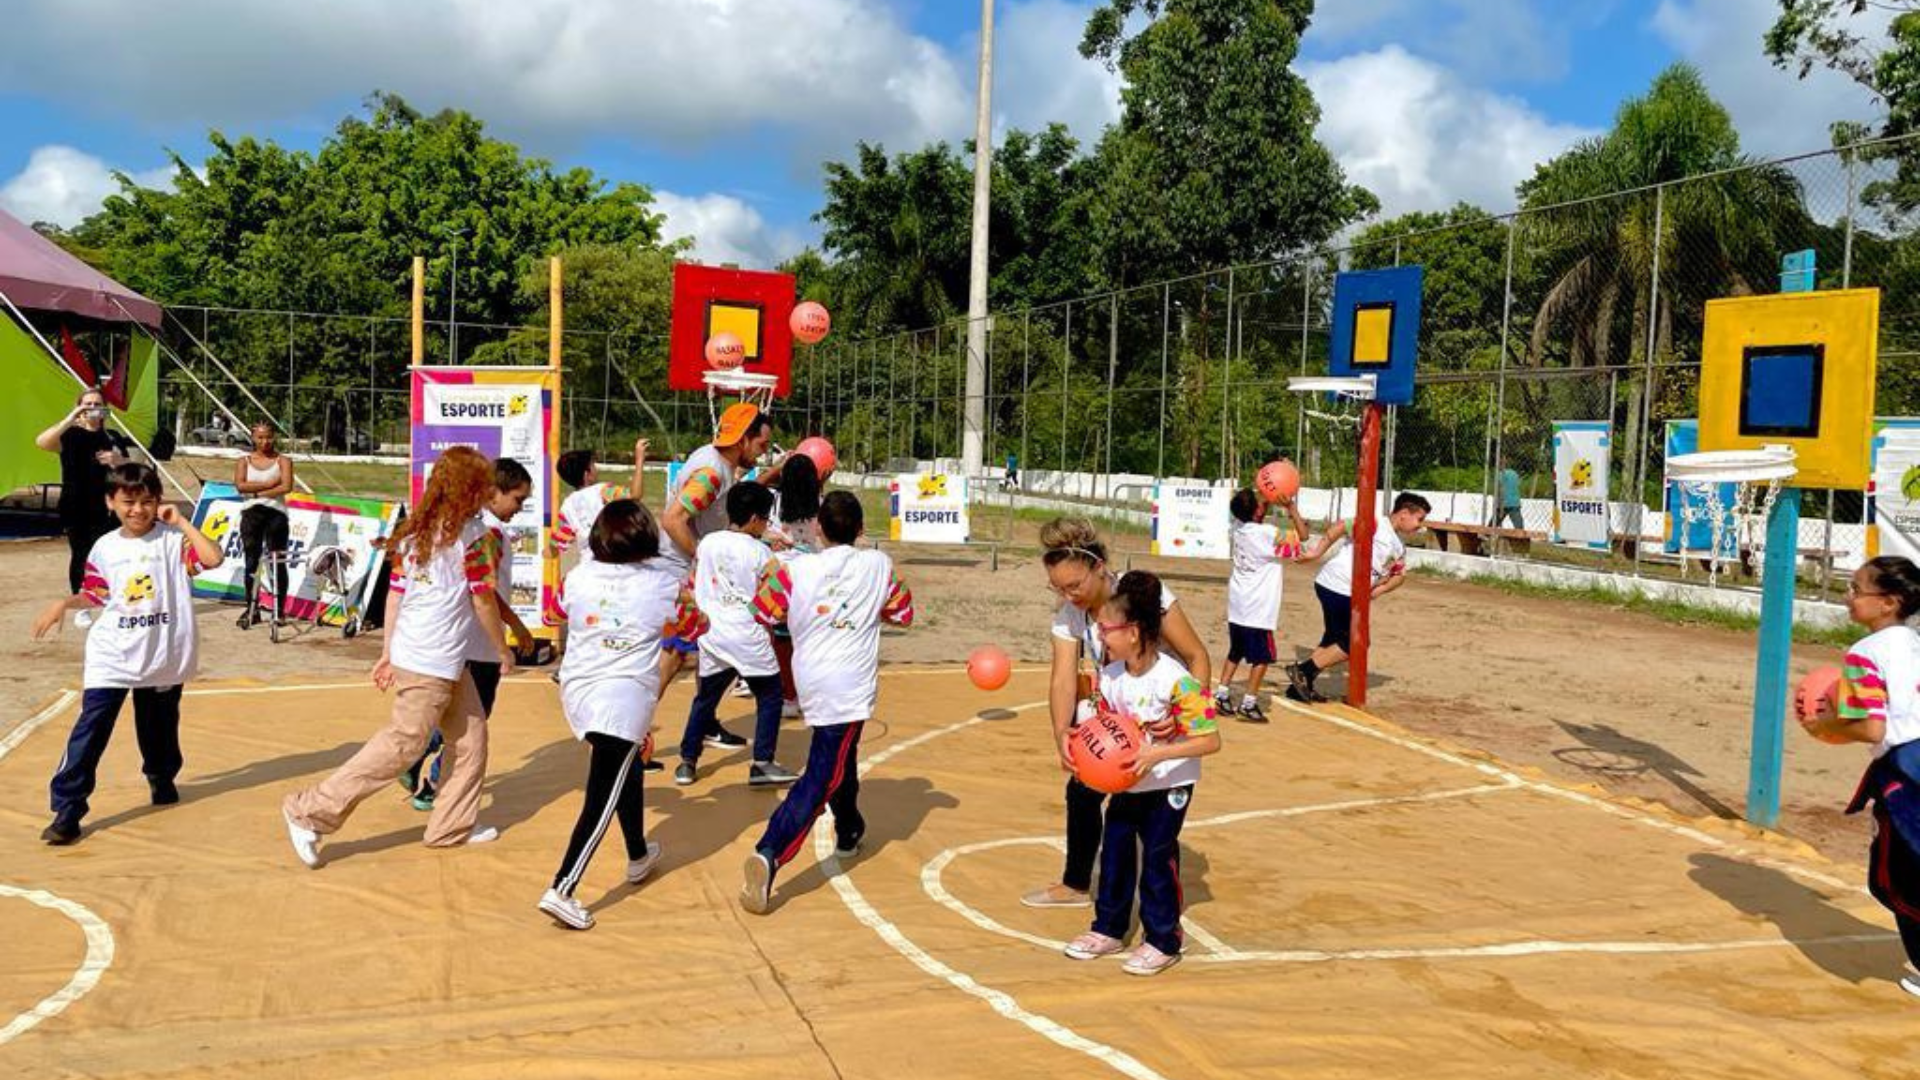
[
  {"xmin": 643, "ymin": 758, "xmax": 665, "ymax": 773},
  {"xmin": 1284, "ymin": 663, "xmax": 1313, "ymax": 700},
  {"xmin": 674, "ymin": 761, "xmax": 697, "ymax": 786},
  {"xmin": 834, "ymin": 827, "xmax": 865, "ymax": 859},
  {"xmin": 749, "ymin": 761, "xmax": 800, "ymax": 787},
  {"xmin": 1236, "ymin": 700, "xmax": 1269, "ymax": 724},
  {"xmin": 236, "ymin": 607, "xmax": 256, "ymax": 630},
  {"xmin": 149, "ymin": 779, "xmax": 180, "ymax": 805},
  {"xmin": 703, "ymin": 727, "xmax": 748, "ymax": 750},
  {"xmin": 42, "ymin": 815, "xmax": 80, "ymax": 845}
]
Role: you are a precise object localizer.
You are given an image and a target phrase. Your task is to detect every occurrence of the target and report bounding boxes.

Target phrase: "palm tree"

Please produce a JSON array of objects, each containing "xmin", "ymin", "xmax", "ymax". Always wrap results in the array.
[{"xmin": 1516, "ymin": 64, "xmax": 1815, "ymax": 484}]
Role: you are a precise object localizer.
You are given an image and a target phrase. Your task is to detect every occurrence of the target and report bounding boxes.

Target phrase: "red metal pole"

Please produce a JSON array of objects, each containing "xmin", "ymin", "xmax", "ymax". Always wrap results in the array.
[{"xmin": 1348, "ymin": 401, "xmax": 1384, "ymax": 708}]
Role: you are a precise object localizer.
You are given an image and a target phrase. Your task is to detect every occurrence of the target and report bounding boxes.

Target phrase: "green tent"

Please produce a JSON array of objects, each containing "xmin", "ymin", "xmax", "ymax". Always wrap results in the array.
[{"xmin": 0, "ymin": 207, "xmax": 162, "ymax": 499}]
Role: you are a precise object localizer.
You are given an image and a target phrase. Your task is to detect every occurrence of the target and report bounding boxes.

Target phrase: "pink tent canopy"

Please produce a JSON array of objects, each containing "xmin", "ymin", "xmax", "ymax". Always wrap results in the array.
[{"xmin": 0, "ymin": 207, "xmax": 160, "ymax": 327}]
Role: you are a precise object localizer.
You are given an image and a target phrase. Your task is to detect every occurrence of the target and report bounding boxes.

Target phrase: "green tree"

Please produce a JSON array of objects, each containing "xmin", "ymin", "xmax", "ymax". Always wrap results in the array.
[
  {"xmin": 1767, "ymin": 3, "xmax": 1920, "ymax": 208},
  {"xmin": 1078, "ymin": 0, "xmax": 1376, "ymax": 282}
]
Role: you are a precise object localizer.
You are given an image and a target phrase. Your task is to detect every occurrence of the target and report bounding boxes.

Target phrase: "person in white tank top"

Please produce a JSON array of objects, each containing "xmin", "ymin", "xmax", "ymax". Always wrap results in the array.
[{"xmin": 233, "ymin": 422, "xmax": 295, "ymax": 630}]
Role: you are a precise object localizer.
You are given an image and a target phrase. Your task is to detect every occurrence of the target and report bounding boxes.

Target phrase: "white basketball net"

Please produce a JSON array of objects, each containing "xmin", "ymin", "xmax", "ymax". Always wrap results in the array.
[
  {"xmin": 1287, "ymin": 375, "xmax": 1376, "ymax": 519},
  {"xmin": 702, "ymin": 369, "xmax": 776, "ymax": 428},
  {"xmin": 1667, "ymin": 447, "xmax": 1796, "ymax": 588}
]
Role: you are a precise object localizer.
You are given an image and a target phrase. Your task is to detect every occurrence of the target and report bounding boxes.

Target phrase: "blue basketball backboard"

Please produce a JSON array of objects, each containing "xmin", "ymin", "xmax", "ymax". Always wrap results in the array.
[{"xmin": 1329, "ymin": 266, "xmax": 1423, "ymax": 406}]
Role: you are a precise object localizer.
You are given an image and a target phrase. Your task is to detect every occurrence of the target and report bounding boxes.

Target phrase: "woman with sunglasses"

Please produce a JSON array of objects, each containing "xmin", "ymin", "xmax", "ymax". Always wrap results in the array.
[{"xmin": 1023, "ymin": 518, "xmax": 1211, "ymax": 909}]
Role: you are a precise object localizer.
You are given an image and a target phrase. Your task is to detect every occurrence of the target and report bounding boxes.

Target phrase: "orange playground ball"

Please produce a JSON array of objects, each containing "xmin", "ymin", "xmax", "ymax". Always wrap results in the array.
[
  {"xmin": 705, "ymin": 332, "xmax": 746, "ymax": 370},
  {"xmin": 1256, "ymin": 460, "xmax": 1301, "ymax": 502},
  {"xmin": 791, "ymin": 301, "xmax": 832, "ymax": 345},
  {"xmin": 1069, "ymin": 708, "xmax": 1144, "ymax": 794},
  {"xmin": 795, "ymin": 436, "xmax": 837, "ymax": 478},
  {"xmin": 1794, "ymin": 666, "xmax": 1850, "ymax": 745},
  {"xmin": 967, "ymin": 645, "xmax": 1011, "ymax": 691}
]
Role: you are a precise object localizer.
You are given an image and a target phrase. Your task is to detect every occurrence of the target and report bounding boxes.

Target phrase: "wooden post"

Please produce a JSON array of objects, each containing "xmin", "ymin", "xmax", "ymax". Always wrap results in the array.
[
  {"xmin": 549, "ymin": 256, "xmax": 563, "ymax": 369},
  {"xmin": 410, "ymin": 256, "xmax": 424, "ymax": 368},
  {"xmin": 1348, "ymin": 401, "xmax": 1386, "ymax": 708}
]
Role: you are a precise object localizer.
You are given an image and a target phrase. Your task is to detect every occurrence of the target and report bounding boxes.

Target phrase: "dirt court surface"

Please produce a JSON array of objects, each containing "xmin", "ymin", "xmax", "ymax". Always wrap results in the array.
[{"xmin": 3, "ymin": 533, "xmax": 1915, "ymax": 1078}]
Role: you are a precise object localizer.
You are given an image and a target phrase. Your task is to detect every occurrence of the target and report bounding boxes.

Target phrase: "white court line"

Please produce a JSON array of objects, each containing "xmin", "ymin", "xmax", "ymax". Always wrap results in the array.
[
  {"xmin": 811, "ymin": 700, "xmax": 1175, "ymax": 1080},
  {"xmin": 0, "ymin": 691, "xmax": 79, "ymax": 763},
  {"xmin": 0, "ymin": 884, "xmax": 116, "ymax": 1046}
]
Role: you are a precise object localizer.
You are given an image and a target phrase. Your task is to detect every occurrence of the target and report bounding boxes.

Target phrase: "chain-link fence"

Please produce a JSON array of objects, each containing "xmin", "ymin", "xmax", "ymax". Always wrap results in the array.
[{"xmin": 147, "ymin": 134, "xmax": 1920, "ymax": 598}]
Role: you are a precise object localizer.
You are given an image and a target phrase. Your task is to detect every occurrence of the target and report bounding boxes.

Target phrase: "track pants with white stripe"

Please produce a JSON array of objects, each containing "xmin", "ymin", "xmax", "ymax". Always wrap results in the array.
[
  {"xmin": 1092, "ymin": 785, "xmax": 1192, "ymax": 956},
  {"xmin": 754, "ymin": 720, "xmax": 865, "ymax": 873},
  {"xmin": 550, "ymin": 733, "xmax": 650, "ymax": 897}
]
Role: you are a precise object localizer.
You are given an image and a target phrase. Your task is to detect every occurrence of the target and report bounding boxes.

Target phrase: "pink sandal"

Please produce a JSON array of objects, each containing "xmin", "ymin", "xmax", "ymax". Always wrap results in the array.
[{"xmin": 1064, "ymin": 931, "xmax": 1126, "ymax": 960}]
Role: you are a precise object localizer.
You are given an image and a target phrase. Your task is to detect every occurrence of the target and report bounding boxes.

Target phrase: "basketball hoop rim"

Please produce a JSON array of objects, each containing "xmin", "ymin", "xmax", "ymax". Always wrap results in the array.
[
  {"xmin": 1665, "ymin": 446, "xmax": 1798, "ymax": 484},
  {"xmin": 1286, "ymin": 374, "xmax": 1377, "ymax": 400},
  {"xmin": 701, "ymin": 369, "xmax": 778, "ymax": 393}
]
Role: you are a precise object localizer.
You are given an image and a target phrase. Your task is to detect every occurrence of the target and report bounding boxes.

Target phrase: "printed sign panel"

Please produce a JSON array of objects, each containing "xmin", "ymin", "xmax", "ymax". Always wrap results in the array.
[
  {"xmin": 889, "ymin": 474, "xmax": 969, "ymax": 544},
  {"xmin": 1551, "ymin": 421, "xmax": 1611, "ymax": 550},
  {"xmin": 189, "ymin": 482, "xmax": 396, "ymax": 625},
  {"xmin": 1150, "ymin": 482, "xmax": 1231, "ymax": 559}
]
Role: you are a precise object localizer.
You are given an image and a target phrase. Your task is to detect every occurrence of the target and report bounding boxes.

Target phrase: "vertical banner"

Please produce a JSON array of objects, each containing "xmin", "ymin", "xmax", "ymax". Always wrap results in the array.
[
  {"xmin": 1149, "ymin": 481, "xmax": 1232, "ymax": 559},
  {"xmin": 889, "ymin": 473, "xmax": 969, "ymax": 543},
  {"xmin": 189, "ymin": 482, "xmax": 397, "ymax": 625},
  {"xmin": 1663, "ymin": 419, "xmax": 1737, "ymax": 557},
  {"xmin": 1871, "ymin": 420, "xmax": 1920, "ymax": 560},
  {"xmin": 1550, "ymin": 421, "xmax": 1611, "ymax": 550},
  {"xmin": 411, "ymin": 368, "xmax": 562, "ymax": 633}
]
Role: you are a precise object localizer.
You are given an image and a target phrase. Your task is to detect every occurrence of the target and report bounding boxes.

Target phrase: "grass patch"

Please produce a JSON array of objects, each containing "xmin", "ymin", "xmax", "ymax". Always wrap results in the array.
[{"xmin": 1414, "ymin": 565, "xmax": 1858, "ymax": 649}]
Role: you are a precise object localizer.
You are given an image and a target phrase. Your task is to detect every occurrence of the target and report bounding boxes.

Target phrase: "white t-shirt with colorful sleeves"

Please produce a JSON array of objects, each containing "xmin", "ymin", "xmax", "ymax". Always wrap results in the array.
[
  {"xmin": 463, "ymin": 510, "xmax": 513, "ymax": 663},
  {"xmin": 1314, "ymin": 524, "xmax": 1407, "ymax": 598},
  {"xmin": 660, "ymin": 445, "xmax": 737, "ymax": 574},
  {"xmin": 1050, "ymin": 576, "xmax": 1177, "ymax": 667},
  {"xmin": 1096, "ymin": 651, "xmax": 1218, "ymax": 792},
  {"xmin": 693, "ymin": 529, "xmax": 778, "ymax": 678},
  {"xmin": 754, "ymin": 545, "xmax": 913, "ymax": 728},
  {"xmin": 558, "ymin": 558, "xmax": 705, "ymax": 744},
  {"xmin": 553, "ymin": 482, "xmax": 631, "ymax": 567},
  {"xmin": 1840, "ymin": 624, "xmax": 1920, "ymax": 758},
  {"xmin": 80, "ymin": 524, "xmax": 206, "ymax": 689},
  {"xmin": 388, "ymin": 518, "xmax": 496, "ymax": 681},
  {"xmin": 1227, "ymin": 520, "xmax": 1299, "ymax": 631}
]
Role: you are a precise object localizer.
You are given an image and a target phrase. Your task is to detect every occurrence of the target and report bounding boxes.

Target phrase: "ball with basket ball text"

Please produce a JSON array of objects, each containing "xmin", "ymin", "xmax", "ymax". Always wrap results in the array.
[
  {"xmin": 1069, "ymin": 707, "xmax": 1144, "ymax": 794},
  {"xmin": 705, "ymin": 332, "xmax": 746, "ymax": 370},
  {"xmin": 1257, "ymin": 459, "xmax": 1301, "ymax": 503},
  {"xmin": 966, "ymin": 644, "xmax": 1011, "ymax": 691},
  {"xmin": 1794, "ymin": 665, "xmax": 1853, "ymax": 745},
  {"xmin": 794, "ymin": 436, "xmax": 837, "ymax": 479},
  {"xmin": 790, "ymin": 301, "xmax": 832, "ymax": 345}
]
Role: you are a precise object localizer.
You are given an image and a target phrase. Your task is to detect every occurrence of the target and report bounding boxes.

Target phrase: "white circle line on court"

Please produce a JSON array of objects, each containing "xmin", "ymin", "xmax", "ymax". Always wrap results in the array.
[
  {"xmin": 0, "ymin": 690, "xmax": 79, "ymax": 764},
  {"xmin": 0, "ymin": 884, "xmax": 116, "ymax": 1046}
]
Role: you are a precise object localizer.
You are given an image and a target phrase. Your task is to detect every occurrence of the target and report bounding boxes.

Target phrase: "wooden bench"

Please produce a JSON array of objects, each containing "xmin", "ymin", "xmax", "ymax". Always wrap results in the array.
[{"xmin": 1424, "ymin": 520, "xmax": 1535, "ymax": 556}]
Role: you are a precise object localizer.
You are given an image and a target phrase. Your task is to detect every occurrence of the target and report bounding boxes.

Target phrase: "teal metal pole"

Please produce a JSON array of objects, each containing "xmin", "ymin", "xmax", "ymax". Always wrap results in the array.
[{"xmin": 1747, "ymin": 490, "xmax": 1799, "ymax": 828}]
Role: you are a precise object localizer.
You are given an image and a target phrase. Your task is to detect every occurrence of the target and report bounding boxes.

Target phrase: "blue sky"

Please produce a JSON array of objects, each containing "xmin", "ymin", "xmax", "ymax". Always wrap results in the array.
[{"xmin": 0, "ymin": 0, "xmax": 1887, "ymax": 270}]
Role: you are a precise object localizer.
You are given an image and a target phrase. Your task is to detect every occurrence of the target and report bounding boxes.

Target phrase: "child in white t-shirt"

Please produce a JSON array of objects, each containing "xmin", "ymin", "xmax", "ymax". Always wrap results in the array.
[
  {"xmin": 1217, "ymin": 486, "xmax": 1308, "ymax": 723},
  {"xmin": 1285, "ymin": 491, "xmax": 1431, "ymax": 703},
  {"xmin": 674, "ymin": 482, "xmax": 797, "ymax": 788},
  {"xmin": 1062, "ymin": 570, "xmax": 1220, "ymax": 976},
  {"xmin": 282, "ymin": 446, "xmax": 511, "ymax": 868},
  {"xmin": 551, "ymin": 439, "xmax": 649, "ymax": 564},
  {"xmin": 538, "ymin": 499, "xmax": 706, "ymax": 931},
  {"xmin": 739, "ymin": 491, "xmax": 914, "ymax": 915},
  {"xmin": 401, "ymin": 456, "xmax": 536, "ymax": 811},
  {"xmin": 1797, "ymin": 556, "xmax": 1920, "ymax": 1000},
  {"xmin": 32, "ymin": 464, "xmax": 224, "ymax": 845}
]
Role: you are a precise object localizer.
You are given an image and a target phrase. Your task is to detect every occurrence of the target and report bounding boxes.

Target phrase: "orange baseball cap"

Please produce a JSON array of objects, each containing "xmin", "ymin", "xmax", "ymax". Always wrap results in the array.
[{"xmin": 713, "ymin": 402, "xmax": 761, "ymax": 447}]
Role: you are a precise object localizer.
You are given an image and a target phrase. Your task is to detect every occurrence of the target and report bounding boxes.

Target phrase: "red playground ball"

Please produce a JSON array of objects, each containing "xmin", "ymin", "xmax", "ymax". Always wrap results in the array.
[
  {"xmin": 967, "ymin": 645, "xmax": 1011, "ymax": 691},
  {"xmin": 1795, "ymin": 665, "xmax": 1849, "ymax": 745},
  {"xmin": 795, "ymin": 436, "xmax": 837, "ymax": 479},
  {"xmin": 705, "ymin": 332, "xmax": 746, "ymax": 370},
  {"xmin": 1256, "ymin": 460, "xmax": 1301, "ymax": 502},
  {"xmin": 790, "ymin": 301, "xmax": 831, "ymax": 345},
  {"xmin": 1069, "ymin": 708, "xmax": 1144, "ymax": 794}
]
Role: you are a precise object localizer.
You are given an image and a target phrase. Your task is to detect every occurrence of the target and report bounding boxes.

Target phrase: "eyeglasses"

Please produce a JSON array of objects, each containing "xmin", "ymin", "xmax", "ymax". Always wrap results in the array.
[
  {"xmin": 1847, "ymin": 582, "xmax": 1887, "ymax": 599},
  {"xmin": 1095, "ymin": 621, "xmax": 1133, "ymax": 637},
  {"xmin": 1049, "ymin": 567, "xmax": 1103, "ymax": 599}
]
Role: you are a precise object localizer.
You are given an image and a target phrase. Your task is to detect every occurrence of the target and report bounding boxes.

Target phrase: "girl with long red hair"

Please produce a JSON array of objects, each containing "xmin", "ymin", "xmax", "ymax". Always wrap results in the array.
[{"xmin": 282, "ymin": 446, "xmax": 513, "ymax": 866}]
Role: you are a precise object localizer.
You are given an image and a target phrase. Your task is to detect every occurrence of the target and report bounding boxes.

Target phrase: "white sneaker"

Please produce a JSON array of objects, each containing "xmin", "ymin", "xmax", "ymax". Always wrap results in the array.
[
  {"xmin": 626, "ymin": 840, "xmax": 664, "ymax": 884},
  {"xmin": 1901, "ymin": 974, "xmax": 1920, "ymax": 1000},
  {"xmin": 740, "ymin": 852, "xmax": 775, "ymax": 915},
  {"xmin": 729, "ymin": 679, "xmax": 753, "ymax": 698},
  {"xmin": 781, "ymin": 700, "xmax": 802, "ymax": 720},
  {"xmin": 539, "ymin": 888, "xmax": 594, "ymax": 930},
  {"xmin": 283, "ymin": 809, "xmax": 322, "ymax": 868},
  {"xmin": 73, "ymin": 610, "xmax": 94, "ymax": 629},
  {"xmin": 463, "ymin": 825, "xmax": 500, "ymax": 845}
]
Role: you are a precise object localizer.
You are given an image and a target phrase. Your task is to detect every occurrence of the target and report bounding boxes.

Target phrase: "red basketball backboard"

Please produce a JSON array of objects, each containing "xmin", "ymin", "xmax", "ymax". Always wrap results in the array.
[{"xmin": 669, "ymin": 262, "xmax": 795, "ymax": 396}]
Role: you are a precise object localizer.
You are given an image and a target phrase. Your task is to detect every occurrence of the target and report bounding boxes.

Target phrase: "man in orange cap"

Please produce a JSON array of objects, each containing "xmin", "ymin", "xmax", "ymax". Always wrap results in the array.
[{"xmin": 657, "ymin": 402, "xmax": 779, "ymax": 699}]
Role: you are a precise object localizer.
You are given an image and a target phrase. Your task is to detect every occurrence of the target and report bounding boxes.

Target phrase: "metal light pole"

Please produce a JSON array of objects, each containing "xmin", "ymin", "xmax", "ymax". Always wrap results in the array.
[
  {"xmin": 961, "ymin": 0, "xmax": 995, "ymax": 478},
  {"xmin": 445, "ymin": 226, "xmax": 468, "ymax": 365}
]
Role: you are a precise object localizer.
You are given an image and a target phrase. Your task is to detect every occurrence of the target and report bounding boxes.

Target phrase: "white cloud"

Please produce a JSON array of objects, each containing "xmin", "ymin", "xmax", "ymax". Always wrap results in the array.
[
  {"xmin": 1306, "ymin": 0, "xmax": 1418, "ymax": 44},
  {"xmin": 1304, "ymin": 46, "xmax": 1596, "ymax": 218},
  {"xmin": 0, "ymin": 145, "xmax": 175, "ymax": 227},
  {"xmin": 1304, "ymin": 0, "xmax": 1566, "ymax": 84},
  {"xmin": 987, "ymin": 0, "xmax": 1123, "ymax": 145},
  {"xmin": 1652, "ymin": 0, "xmax": 1887, "ymax": 160},
  {"xmin": 655, "ymin": 190, "xmax": 808, "ymax": 268},
  {"xmin": 0, "ymin": 0, "xmax": 973, "ymax": 156}
]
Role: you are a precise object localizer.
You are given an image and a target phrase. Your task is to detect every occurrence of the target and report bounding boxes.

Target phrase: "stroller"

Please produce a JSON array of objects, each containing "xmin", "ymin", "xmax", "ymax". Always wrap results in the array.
[{"xmin": 259, "ymin": 544, "xmax": 366, "ymax": 643}]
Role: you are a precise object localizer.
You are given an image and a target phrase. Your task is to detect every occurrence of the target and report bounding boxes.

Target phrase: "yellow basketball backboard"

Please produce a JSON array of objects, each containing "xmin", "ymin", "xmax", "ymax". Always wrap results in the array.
[{"xmin": 1698, "ymin": 289, "xmax": 1878, "ymax": 489}]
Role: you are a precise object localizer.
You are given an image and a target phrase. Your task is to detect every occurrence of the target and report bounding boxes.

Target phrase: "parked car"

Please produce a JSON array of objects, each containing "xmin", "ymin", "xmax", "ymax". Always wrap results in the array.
[{"xmin": 185, "ymin": 424, "xmax": 253, "ymax": 449}]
